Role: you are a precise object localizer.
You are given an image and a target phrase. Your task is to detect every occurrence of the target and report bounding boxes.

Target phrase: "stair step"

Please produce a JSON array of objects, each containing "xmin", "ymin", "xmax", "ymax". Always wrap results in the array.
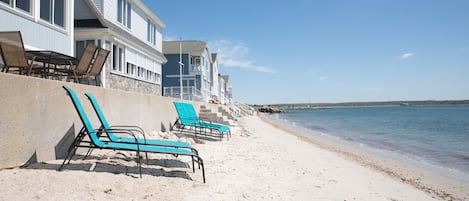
[{"xmin": 198, "ymin": 105, "xmax": 235, "ymax": 126}]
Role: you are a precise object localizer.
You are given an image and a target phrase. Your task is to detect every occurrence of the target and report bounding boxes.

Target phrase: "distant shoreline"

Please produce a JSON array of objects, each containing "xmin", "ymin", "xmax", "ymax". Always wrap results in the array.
[{"xmin": 256, "ymin": 100, "xmax": 469, "ymax": 110}]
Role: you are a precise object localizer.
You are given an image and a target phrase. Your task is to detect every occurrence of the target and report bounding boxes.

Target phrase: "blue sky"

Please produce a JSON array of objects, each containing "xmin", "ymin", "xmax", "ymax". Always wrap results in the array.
[{"xmin": 143, "ymin": 0, "xmax": 469, "ymax": 104}]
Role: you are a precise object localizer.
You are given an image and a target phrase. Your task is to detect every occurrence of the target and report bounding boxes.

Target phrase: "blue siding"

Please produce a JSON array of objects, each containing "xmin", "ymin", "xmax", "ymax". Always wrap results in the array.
[
  {"xmin": 162, "ymin": 54, "xmax": 188, "ymax": 88},
  {"xmin": 163, "ymin": 53, "xmax": 206, "ymax": 98}
]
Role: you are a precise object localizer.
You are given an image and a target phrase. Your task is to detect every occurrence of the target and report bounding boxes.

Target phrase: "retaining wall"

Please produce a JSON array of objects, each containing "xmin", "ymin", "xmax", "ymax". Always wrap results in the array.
[{"xmin": 0, "ymin": 73, "xmax": 201, "ymax": 169}]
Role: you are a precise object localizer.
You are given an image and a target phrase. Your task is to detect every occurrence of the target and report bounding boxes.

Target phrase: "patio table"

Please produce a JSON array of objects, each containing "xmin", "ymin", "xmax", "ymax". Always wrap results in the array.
[{"xmin": 25, "ymin": 50, "xmax": 77, "ymax": 79}]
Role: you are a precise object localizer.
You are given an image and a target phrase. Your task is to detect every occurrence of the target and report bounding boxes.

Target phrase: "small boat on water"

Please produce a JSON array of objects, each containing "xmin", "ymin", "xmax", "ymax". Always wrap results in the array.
[{"xmin": 400, "ymin": 102, "xmax": 412, "ymax": 106}]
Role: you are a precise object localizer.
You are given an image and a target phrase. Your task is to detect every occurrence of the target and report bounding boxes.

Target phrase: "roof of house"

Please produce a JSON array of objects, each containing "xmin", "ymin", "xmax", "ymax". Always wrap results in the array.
[
  {"xmin": 163, "ymin": 40, "xmax": 209, "ymax": 56},
  {"xmin": 211, "ymin": 53, "xmax": 218, "ymax": 61},
  {"xmin": 132, "ymin": 0, "xmax": 166, "ymax": 28},
  {"xmin": 74, "ymin": 19, "xmax": 106, "ymax": 28}
]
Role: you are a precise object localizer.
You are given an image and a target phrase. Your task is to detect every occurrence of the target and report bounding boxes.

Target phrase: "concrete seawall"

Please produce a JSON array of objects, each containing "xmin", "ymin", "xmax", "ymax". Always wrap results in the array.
[{"xmin": 0, "ymin": 73, "xmax": 202, "ymax": 169}]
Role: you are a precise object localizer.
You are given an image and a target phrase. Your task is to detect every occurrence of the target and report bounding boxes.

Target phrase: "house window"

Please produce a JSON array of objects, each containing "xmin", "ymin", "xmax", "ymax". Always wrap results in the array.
[
  {"xmin": 75, "ymin": 40, "xmax": 96, "ymax": 59},
  {"xmin": 137, "ymin": 66, "xmax": 145, "ymax": 78},
  {"xmin": 119, "ymin": 47, "xmax": 124, "ymax": 71},
  {"xmin": 112, "ymin": 45, "xmax": 117, "ymax": 71},
  {"xmin": 40, "ymin": 0, "xmax": 65, "ymax": 27},
  {"xmin": 0, "ymin": 0, "xmax": 32, "ymax": 14},
  {"xmin": 147, "ymin": 19, "xmax": 157, "ymax": 45},
  {"xmin": 155, "ymin": 73, "xmax": 161, "ymax": 83},
  {"xmin": 126, "ymin": 62, "xmax": 135, "ymax": 75},
  {"xmin": 16, "ymin": 0, "xmax": 30, "ymax": 12},
  {"xmin": 182, "ymin": 79, "xmax": 195, "ymax": 86},
  {"xmin": 117, "ymin": 0, "xmax": 131, "ymax": 28},
  {"xmin": 146, "ymin": 70, "xmax": 151, "ymax": 80},
  {"xmin": 112, "ymin": 44, "xmax": 124, "ymax": 72}
]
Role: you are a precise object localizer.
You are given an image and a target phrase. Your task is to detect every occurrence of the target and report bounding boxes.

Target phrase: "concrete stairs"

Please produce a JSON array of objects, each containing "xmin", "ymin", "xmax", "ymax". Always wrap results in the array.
[
  {"xmin": 218, "ymin": 106, "xmax": 237, "ymax": 121},
  {"xmin": 199, "ymin": 105, "xmax": 236, "ymax": 126}
]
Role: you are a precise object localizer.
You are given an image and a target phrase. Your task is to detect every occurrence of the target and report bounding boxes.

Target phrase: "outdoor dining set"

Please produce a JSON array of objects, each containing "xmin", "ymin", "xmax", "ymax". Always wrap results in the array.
[{"xmin": 0, "ymin": 31, "xmax": 109, "ymax": 86}]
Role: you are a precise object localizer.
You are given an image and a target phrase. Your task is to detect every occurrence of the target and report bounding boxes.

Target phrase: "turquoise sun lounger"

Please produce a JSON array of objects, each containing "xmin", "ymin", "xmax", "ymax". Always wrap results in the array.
[
  {"xmin": 173, "ymin": 101, "xmax": 231, "ymax": 141},
  {"xmin": 60, "ymin": 86, "xmax": 205, "ymax": 183},
  {"xmin": 84, "ymin": 92, "xmax": 198, "ymax": 154}
]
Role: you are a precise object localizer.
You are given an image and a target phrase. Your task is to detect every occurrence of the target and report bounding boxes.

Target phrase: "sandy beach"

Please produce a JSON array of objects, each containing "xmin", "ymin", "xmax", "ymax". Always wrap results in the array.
[{"xmin": 1, "ymin": 114, "xmax": 468, "ymax": 200}]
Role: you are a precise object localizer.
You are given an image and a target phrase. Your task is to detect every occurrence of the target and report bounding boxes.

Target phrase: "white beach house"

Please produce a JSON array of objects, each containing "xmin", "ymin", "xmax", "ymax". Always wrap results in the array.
[
  {"xmin": 74, "ymin": 0, "xmax": 166, "ymax": 95},
  {"xmin": 1, "ymin": 0, "xmax": 166, "ymax": 95},
  {"xmin": 210, "ymin": 53, "xmax": 220, "ymax": 103},
  {"xmin": 220, "ymin": 75, "xmax": 232, "ymax": 104}
]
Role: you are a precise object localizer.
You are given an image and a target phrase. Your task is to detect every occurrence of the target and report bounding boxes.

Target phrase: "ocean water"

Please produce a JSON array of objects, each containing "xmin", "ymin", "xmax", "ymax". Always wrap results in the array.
[{"xmin": 267, "ymin": 105, "xmax": 469, "ymax": 182}]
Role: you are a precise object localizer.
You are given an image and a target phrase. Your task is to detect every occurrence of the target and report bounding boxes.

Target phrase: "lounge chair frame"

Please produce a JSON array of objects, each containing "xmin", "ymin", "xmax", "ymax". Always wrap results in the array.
[
  {"xmin": 84, "ymin": 92, "xmax": 198, "ymax": 155},
  {"xmin": 59, "ymin": 86, "xmax": 205, "ymax": 183},
  {"xmin": 173, "ymin": 102, "xmax": 231, "ymax": 141}
]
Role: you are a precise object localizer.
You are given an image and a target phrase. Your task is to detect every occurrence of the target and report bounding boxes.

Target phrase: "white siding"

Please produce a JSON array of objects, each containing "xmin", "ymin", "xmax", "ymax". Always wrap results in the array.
[
  {"xmin": 92, "ymin": 0, "xmax": 164, "ymax": 85},
  {"xmin": 0, "ymin": 4, "xmax": 73, "ymax": 55},
  {"xmin": 102, "ymin": 0, "xmax": 117, "ymax": 23},
  {"xmin": 137, "ymin": 52, "xmax": 145, "ymax": 67},
  {"xmin": 100, "ymin": 0, "xmax": 163, "ymax": 53},
  {"xmin": 126, "ymin": 48, "xmax": 136, "ymax": 64},
  {"xmin": 211, "ymin": 60, "xmax": 220, "ymax": 98},
  {"xmin": 155, "ymin": 26, "xmax": 163, "ymax": 52},
  {"xmin": 155, "ymin": 63, "xmax": 161, "ymax": 74},
  {"xmin": 91, "ymin": 0, "xmax": 103, "ymax": 14},
  {"xmin": 75, "ymin": 0, "xmax": 95, "ymax": 19},
  {"xmin": 131, "ymin": 6, "xmax": 147, "ymax": 44},
  {"xmin": 146, "ymin": 58, "xmax": 154, "ymax": 72}
]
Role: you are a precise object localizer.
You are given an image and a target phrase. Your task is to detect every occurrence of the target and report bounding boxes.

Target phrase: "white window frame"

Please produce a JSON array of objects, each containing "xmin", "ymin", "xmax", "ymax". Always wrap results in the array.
[
  {"xmin": 0, "ymin": 0, "xmax": 32, "ymax": 15},
  {"xmin": 126, "ymin": 62, "xmax": 136, "ymax": 75},
  {"xmin": 39, "ymin": 0, "xmax": 66, "ymax": 28},
  {"xmin": 112, "ymin": 43, "xmax": 125, "ymax": 73},
  {"xmin": 117, "ymin": 0, "xmax": 131, "ymax": 29},
  {"xmin": 147, "ymin": 19, "xmax": 157, "ymax": 46},
  {"xmin": 109, "ymin": 43, "xmax": 162, "ymax": 85}
]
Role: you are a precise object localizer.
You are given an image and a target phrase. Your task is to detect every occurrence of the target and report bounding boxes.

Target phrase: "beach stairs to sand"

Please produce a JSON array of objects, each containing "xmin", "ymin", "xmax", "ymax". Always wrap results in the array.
[
  {"xmin": 199, "ymin": 105, "xmax": 236, "ymax": 126},
  {"xmin": 233, "ymin": 102, "xmax": 256, "ymax": 116}
]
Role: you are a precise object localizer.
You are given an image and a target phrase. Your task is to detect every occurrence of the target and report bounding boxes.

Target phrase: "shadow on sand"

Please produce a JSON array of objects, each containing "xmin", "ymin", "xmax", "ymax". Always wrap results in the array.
[{"xmin": 21, "ymin": 154, "xmax": 196, "ymax": 181}]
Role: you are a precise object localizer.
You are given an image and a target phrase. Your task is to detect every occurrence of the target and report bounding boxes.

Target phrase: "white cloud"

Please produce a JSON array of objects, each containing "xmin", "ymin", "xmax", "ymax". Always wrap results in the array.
[
  {"xmin": 400, "ymin": 52, "xmax": 415, "ymax": 59},
  {"xmin": 319, "ymin": 76, "xmax": 329, "ymax": 80},
  {"xmin": 209, "ymin": 40, "xmax": 276, "ymax": 73}
]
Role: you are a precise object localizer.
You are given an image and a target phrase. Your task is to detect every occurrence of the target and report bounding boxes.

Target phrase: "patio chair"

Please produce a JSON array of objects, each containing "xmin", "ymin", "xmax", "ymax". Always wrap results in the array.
[
  {"xmin": 60, "ymin": 86, "xmax": 205, "ymax": 183},
  {"xmin": 82, "ymin": 48, "xmax": 110, "ymax": 86},
  {"xmin": 84, "ymin": 92, "xmax": 198, "ymax": 154},
  {"xmin": 173, "ymin": 102, "xmax": 231, "ymax": 141},
  {"xmin": 56, "ymin": 43, "xmax": 97, "ymax": 82},
  {"xmin": 0, "ymin": 31, "xmax": 42, "ymax": 75}
]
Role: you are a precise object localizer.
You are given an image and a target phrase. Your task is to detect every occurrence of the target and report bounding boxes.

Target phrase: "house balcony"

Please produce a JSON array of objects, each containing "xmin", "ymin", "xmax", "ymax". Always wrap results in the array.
[
  {"xmin": 190, "ymin": 64, "xmax": 201, "ymax": 73},
  {"xmin": 189, "ymin": 64, "xmax": 209, "ymax": 78},
  {"xmin": 163, "ymin": 86, "xmax": 202, "ymax": 101}
]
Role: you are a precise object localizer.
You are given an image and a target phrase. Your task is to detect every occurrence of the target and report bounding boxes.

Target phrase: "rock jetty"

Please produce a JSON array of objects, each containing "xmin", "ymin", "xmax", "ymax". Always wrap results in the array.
[{"xmin": 258, "ymin": 106, "xmax": 282, "ymax": 113}]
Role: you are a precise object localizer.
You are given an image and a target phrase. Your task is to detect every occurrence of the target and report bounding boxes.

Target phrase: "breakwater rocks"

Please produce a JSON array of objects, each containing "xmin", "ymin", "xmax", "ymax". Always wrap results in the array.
[{"xmin": 257, "ymin": 106, "xmax": 282, "ymax": 113}]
